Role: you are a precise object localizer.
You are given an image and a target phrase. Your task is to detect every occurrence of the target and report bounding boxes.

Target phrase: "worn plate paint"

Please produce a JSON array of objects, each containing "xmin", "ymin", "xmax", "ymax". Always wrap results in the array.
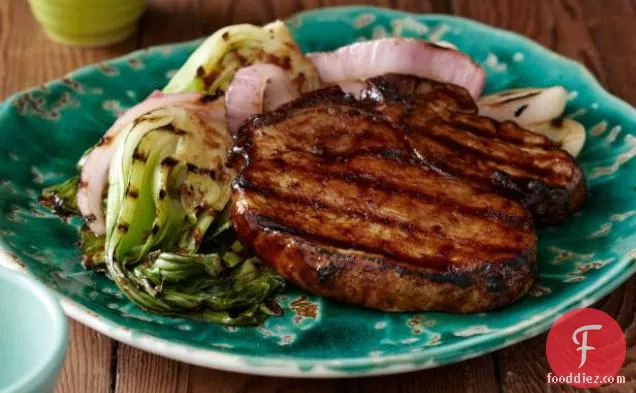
[{"xmin": 1, "ymin": 6, "xmax": 635, "ymax": 377}]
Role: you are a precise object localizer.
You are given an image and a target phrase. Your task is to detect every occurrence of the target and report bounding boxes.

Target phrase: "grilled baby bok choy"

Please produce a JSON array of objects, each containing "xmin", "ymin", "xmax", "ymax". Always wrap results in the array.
[
  {"xmin": 163, "ymin": 21, "xmax": 321, "ymax": 95},
  {"xmin": 39, "ymin": 18, "xmax": 310, "ymax": 326},
  {"xmin": 101, "ymin": 99, "xmax": 283, "ymax": 325},
  {"xmin": 76, "ymin": 206, "xmax": 285, "ymax": 325}
]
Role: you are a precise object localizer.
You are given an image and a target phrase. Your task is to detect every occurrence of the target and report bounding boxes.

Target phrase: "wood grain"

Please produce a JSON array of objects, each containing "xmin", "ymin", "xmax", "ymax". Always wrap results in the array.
[
  {"xmin": 114, "ymin": 344, "xmax": 190, "ymax": 393},
  {"xmin": 136, "ymin": 0, "xmax": 451, "ymax": 50},
  {"xmin": 55, "ymin": 321, "xmax": 115, "ymax": 393},
  {"xmin": 579, "ymin": 0, "xmax": 636, "ymax": 103},
  {"xmin": 0, "ymin": 1, "xmax": 137, "ymax": 100},
  {"xmin": 452, "ymin": 0, "xmax": 606, "ymax": 84},
  {"xmin": 186, "ymin": 354, "xmax": 498, "ymax": 393},
  {"xmin": 0, "ymin": 0, "xmax": 633, "ymax": 392}
]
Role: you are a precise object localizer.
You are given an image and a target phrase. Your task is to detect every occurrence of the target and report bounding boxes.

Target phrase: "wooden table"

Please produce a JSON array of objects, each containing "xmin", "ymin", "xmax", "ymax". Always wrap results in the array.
[{"xmin": 2, "ymin": 1, "xmax": 635, "ymax": 392}]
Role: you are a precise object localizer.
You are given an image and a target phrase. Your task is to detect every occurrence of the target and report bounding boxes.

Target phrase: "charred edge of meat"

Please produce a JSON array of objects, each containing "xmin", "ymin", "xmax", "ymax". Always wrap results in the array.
[
  {"xmin": 306, "ymin": 243, "xmax": 480, "ymax": 287},
  {"xmin": 307, "ymin": 242, "xmax": 537, "ymax": 312},
  {"xmin": 233, "ymin": 208, "xmax": 537, "ymax": 312},
  {"xmin": 361, "ymin": 74, "xmax": 478, "ymax": 114},
  {"xmin": 491, "ymin": 171, "xmax": 586, "ymax": 225}
]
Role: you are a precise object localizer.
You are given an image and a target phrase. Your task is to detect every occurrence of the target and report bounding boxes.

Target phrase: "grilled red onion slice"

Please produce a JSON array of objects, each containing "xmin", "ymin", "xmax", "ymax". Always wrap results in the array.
[
  {"xmin": 225, "ymin": 64, "xmax": 298, "ymax": 134},
  {"xmin": 308, "ymin": 38, "xmax": 486, "ymax": 99},
  {"xmin": 78, "ymin": 91, "xmax": 206, "ymax": 235}
]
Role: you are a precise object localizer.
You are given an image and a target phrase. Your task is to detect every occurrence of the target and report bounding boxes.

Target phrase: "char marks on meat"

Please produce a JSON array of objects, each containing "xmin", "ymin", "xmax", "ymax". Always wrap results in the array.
[
  {"xmin": 231, "ymin": 84, "xmax": 543, "ymax": 313},
  {"xmin": 361, "ymin": 74, "xmax": 586, "ymax": 225}
]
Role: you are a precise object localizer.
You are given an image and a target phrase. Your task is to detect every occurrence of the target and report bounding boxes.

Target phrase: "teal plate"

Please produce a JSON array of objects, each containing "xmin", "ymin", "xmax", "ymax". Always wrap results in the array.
[{"xmin": 1, "ymin": 6, "xmax": 635, "ymax": 377}]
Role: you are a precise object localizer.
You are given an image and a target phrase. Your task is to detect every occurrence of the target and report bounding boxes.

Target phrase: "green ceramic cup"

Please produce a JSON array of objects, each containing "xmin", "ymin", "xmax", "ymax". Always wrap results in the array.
[
  {"xmin": 27, "ymin": 0, "xmax": 146, "ymax": 47},
  {"xmin": 0, "ymin": 266, "xmax": 68, "ymax": 393}
]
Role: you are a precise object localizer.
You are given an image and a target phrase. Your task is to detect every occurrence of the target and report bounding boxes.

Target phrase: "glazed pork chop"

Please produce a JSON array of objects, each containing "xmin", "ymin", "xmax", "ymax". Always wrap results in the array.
[
  {"xmin": 361, "ymin": 74, "xmax": 587, "ymax": 225},
  {"xmin": 231, "ymin": 87, "xmax": 538, "ymax": 312}
]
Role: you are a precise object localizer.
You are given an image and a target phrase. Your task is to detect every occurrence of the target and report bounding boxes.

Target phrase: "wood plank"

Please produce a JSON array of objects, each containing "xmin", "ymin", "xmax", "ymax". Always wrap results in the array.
[
  {"xmin": 55, "ymin": 321, "xmax": 114, "ymax": 393},
  {"xmin": 113, "ymin": 344, "xmax": 190, "ymax": 393},
  {"xmin": 454, "ymin": 1, "xmax": 634, "ymax": 392},
  {"xmin": 0, "ymin": 0, "xmax": 138, "ymax": 99},
  {"xmin": 451, "ymin": 0, "xmax": 606, "ymax": 84},
  {"xmin": 137, "ymin": 0, "xmax": 450, "ymax": 50},
  {"xmin": 579, "ymin": 0, "xmax": 636, "ymax": 104},
  {"xmin": 187, "ymin": 368, "xmax": 345, "ymax": 393},
  {"xmin": 138, "ymin": 0, "xmax": 213, "ymax": 47},
  {"xmin": 186, "ymin": 355, "xmax": 498, "ymax": 393},
  {"xmin": 353, "ymin": 355, "xmax": 499, "ymax": 393}
]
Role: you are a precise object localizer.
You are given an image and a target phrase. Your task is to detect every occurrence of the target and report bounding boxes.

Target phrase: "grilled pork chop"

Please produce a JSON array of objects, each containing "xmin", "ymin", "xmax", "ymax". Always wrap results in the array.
[
  {"xmin": 361, "ymin": 74, "xmax": 586, "ymax": 224},
  {"xmin": 231, "ymin": 86, "xmax": 538, "ymax": 312}
]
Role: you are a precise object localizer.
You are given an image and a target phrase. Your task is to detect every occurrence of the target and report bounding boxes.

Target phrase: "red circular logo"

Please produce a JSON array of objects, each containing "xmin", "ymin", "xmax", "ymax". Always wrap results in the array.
[{"xmin": 546, "ymin": 308, "xmax": 625, "ymax": 388}]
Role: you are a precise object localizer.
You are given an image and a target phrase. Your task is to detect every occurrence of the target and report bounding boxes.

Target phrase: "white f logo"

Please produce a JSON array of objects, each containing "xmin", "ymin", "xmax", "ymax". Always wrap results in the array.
[{"xmin": 572, "ymin": 324, "xmax": 602, "ymax": 368}]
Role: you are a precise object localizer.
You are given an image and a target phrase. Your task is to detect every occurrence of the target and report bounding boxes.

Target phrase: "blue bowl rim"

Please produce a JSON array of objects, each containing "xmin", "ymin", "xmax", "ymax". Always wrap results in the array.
[{"xmin": 0, "ymin": 265, "xmax": 68, "ymax": 392}]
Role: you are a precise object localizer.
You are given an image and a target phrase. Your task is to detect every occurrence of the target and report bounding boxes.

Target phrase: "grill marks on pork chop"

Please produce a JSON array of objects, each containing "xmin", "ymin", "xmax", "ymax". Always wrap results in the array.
[
  {"xmin": 232, "ymin": 86, "xmax": 538, "ymax": 312},
  {"xmin": 362, "ymin": 74, "xmax": 586, "ymax": 224},
  {"xmin": 251, "ymin": 151, "xmax": 528, "ymax": 226}
]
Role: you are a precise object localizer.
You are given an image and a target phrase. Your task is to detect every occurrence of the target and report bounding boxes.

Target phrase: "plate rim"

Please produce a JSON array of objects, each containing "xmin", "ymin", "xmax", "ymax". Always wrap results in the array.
[{"xmin": 2, "ymin": 5, "xmax": 636, "ymax": 378}]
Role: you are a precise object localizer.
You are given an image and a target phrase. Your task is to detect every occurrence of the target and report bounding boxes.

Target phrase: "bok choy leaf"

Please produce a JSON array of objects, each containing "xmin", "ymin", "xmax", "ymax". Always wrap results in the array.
[
  {"xmin": 99, "ymin": 104, "xmax": 284, "ymax": 325},
  {"xmin": 163, "ymin": 21, "xmax": 321, "ymax": 95}
]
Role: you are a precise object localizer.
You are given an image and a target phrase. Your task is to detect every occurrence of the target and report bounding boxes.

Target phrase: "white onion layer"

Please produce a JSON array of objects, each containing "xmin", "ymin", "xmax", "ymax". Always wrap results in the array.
[
  {"xmin": 478, "ymin": 87, "xmax": 567, "ymax": 126},
  {"xmin": 225, "ymin": 64, "xmax": 298, "ymax": 134}
]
